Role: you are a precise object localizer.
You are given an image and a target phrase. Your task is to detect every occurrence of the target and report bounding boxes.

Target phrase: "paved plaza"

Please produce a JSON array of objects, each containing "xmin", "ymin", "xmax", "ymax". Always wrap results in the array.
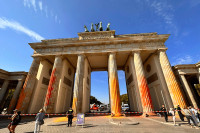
[{"xmin": 0, "ymin": 115, "xmax": 199, "ymax": 133}]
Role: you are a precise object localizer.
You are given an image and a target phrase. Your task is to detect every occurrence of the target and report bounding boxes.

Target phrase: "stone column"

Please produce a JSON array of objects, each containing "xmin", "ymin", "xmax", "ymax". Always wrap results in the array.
[
  {"xmin": 0, "ymin": 80, "xmax": 9, "ymax": 103},
  {"xmin": 153, "ymin": 54, "xmax": 173, "ymax": 109},
  {"xmin": 133, "ymin": 51, "xmax": 154, "ymax": 115},
  {"xmin": 16, "ymin": 57, "xmax": 41, "ymax": 113},
  {"xmin": 72, "ymin": 54, "xmax": 85, "ymax": 114},
  {"xmin": 108, "ymin": 53, "xmax": 121, "ymax": 116},
  {"xmin": 158, "ymin": 49, "xmax": 187, "ymax": 108},
  {"xmin": 43, "ymin": 56, "xmax": 63, "ymax": 113},
  {"xmin": 197, "ymin": 66, "xmax": 200, "ymax": 84},
  {"xmin": 8, "ymin": 78, "xmax": 25, "ymax": 112},
  {"xmin": 180, "ymin": 74, "xmax": 198, "ymax": 109}
]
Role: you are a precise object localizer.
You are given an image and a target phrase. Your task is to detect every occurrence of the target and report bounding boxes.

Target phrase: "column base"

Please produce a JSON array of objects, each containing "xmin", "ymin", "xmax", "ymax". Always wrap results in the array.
[
  {"xmin": 111, "ymin": 113, "xmax": 122, "ymax": 117},
  {"xmin": 142, "ymin": 112, "xmax": 156, "ymax": 117}
]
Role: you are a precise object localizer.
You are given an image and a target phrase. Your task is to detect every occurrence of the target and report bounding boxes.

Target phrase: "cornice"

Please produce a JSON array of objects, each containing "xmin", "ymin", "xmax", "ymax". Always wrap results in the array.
[
  {"xmin": 173, "ymin": 64, "xmax": 197, "ymax": 69},
  {"xmin": 29, "ymin": 33, "xmax": 170, "ymax": 49}
]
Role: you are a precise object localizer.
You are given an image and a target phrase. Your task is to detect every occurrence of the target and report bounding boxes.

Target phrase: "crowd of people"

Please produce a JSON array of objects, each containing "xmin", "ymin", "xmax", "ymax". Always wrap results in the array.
[
  {"xmin": 6, "ymin": 108, "xmax": 74, "ymax": 132},
  {"xmin": 3, "ymin": 105, "xmax": 200, "ymax": 132},
  {"xmin": 160, "ymin": 104, "xmax": 200, "ymax": 128}
]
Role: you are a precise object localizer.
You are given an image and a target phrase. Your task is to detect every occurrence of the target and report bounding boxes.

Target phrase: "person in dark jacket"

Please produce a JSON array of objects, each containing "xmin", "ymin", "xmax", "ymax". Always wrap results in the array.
[
  {"xmin": 176, "ymin": 105, "xmax": 184, "ymax": 121},
  {"xmin": 161, "ymin": 105, "xmax": 168, "ymax": 122},
  {"xmin": 66, "ymin": 108, "xmax": 74, "ymax": 127},
  {"xmin": 8, "ymin": 109, "xmax": 21, "ymax": 133}
]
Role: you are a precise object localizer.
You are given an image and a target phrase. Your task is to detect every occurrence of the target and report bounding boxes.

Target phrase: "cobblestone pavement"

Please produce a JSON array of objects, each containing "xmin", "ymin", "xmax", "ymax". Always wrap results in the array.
[{"xmin": 0, "ymin": 115, "xmax": 199, "ymax": 133}]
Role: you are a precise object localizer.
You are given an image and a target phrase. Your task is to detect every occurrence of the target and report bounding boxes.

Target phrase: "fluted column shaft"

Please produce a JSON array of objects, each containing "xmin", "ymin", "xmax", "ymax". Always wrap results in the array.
[
  {"xmin": 8, "ymin": 78, "xmax": 25, "ymax": 112},
  {"xmin": 72, "ymin": 54, "xmax": 85, "ymax": 114},
  {"xmin": 197, "ymin": 67, "xmax": 200, "ymax": 84},
  {"xmin": 158, "ymin": 49, "xmax": 187, "ymax": 108},
  {"xmin": 180, "ymin": 74, "xmax": 198, "ymax": 109},
  {"xmin": 44, "ymin": 56, "xmax": 63, "ymax": 113},
  {"xmin": 0, "ymin": 80, "xmax": 9, "ymax": 103},
  {"xmin": 133, "ymin": 51, "xmax": 154, "ymax": 114},
  {"xmin": 16, "ymin": 57, "xmax": 41, "ymax": 113},
  {"xmin": 108, "ymin": 53, "xmax": 121, "ymax": 116}
]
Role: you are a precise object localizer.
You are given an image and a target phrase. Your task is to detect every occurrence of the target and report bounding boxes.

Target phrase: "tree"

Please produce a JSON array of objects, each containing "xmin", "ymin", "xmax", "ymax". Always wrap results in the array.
[
  {"xmin": 90, "ymin": 96, "xmax": 102, "ymax": 105},
  {"xmin": 120, "ymin": 94, "xmax": 128, "ymax": 105}
]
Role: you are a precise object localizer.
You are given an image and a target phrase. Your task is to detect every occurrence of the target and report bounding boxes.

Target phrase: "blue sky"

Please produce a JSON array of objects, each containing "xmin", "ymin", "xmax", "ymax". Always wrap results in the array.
[{"xmin": 0, "ymin": 0, "xmax": 200, "ymax": 104}]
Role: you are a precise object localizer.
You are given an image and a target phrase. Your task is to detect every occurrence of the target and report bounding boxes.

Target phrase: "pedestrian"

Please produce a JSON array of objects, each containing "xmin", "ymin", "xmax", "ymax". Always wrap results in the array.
[
  {"xmin": 8, "ymin": 109, "xmax": 21, "ymax": 133},
  {"xmin": 176, "ymin": 105, "xmax": 184, "ymax": 121},
  {"xmin": 34, "ymin": 108, "xmax": 45, "ymax": 133},
  {"xmin": 191, "ymin": 107, "xmax": 199, "ymax": 123},
  {"xmin": 189, "ymin": 106, "xmax": 199, "ymax": 125},
  {"xmin": 197, "ymin": 109, "xmax": 200, "ymax": 122},
  {"xmin": 182, "ymin": 106, "xmax": 198, "ymax": 128},
  {"xmin": 66, "ymin": 108, "xmax": 74, "ymax": 127},
  {"xmin": 160, "ymin": 105, "xmax": 168, "ymax": 122},
  {"xmin": 169, "ymin": 108, "xmax": 176, "ymax": 126}
]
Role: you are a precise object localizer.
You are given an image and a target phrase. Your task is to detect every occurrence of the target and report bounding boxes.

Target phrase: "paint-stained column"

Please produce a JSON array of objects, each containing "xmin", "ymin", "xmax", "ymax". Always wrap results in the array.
[
  {"xmin": 44, "ymin": 56, "xmax": 63, "ymax": 113},
  {"xmin": 8, "ymin": 78, "xmax": 25, "ymax": 112},
  {"xmin": 0, "ymin": 80, "xmax": 9, "ymax": 103},
  {"xmin": 133, "ymin": 51, "xmax": 154, "ymax": 114},
  {"xmin": 72, "ymin": 54, "xmax": 85, "ymax": 114},
  {"xmin": 153, "ymin": 54, "xmax": 173, "ymax": 109},
  {"xmin": 158, "ymin": 49, "xmax": 187, "ymax": 108},
  {"xmin": 108, "ymin": 53, "xmax": 121, "ymax": 116},
  {"xmin": 180, "ymin": 74, "xmax": 198, "ymax": 109},
  {"xmin": 16, "ymin": 57, "xmax": 41, "ymax": 113}
]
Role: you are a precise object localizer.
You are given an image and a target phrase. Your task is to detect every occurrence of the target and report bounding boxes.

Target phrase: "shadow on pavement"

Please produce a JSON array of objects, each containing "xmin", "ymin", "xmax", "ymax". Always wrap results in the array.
[
  {"xmin": 47, "ymin": 123, "xmax": 67, "ymax": 126},
  {"xmin": 83, "ymin": 124, "xmax": 98, "ymax": 128}
]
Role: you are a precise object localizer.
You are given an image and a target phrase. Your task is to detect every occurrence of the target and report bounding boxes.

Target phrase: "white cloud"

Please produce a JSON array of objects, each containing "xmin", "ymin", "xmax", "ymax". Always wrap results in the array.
[
  {"xmin": 55, "ymin": 15, "xmax": 57, "ymax": 22},
  {"xmin": 0, "ymin": 17, "xmax": 44, "ymax": 41},
  {"xmin": 38, "ymin": 1, "xmax": 42, "ymax": 11},
  {"xmin": 172, "ymin": 55, "xmax": 193, "ymax": 65},
  {"xmin": 190, "ymin": 0, "xmax": 200, "ymax": 7},
  {"xmin": 45, "ymin": 6, "xmax": 48, "ymax": 18},
  {"xmin": 24, "ymin": 0, "xmax": 37, "ymax": 11},
  {"xmin": 150, "ymin": 1, "xmax": 178, "ymax": 36}
]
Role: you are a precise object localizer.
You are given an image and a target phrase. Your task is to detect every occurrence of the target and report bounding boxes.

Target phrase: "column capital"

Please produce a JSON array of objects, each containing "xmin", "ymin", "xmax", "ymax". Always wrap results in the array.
[
  {"xmin": 32, "ymin": 56, "xmax": 43, "ymax": 63},
  {"xmin": 108, "ymin": 52, "xmax": 116, "ymax": 56},
  {"xmin": 3, "ymin": 79, "xmax": 9, "ymax": 82},
  {"xmin": 77, "ymin": 54, "xmax": 86, "ymax": 58},
  {"xmin": 157, "ymin": 48, "xmax": 168, "ymax": 52},
  {"xmin": 55, "ymin": 55, "xmax": 65, "ymax": 59},
  {"xmin": 132, "ymin": 49, "xmax": 142, "ymax": 53}
]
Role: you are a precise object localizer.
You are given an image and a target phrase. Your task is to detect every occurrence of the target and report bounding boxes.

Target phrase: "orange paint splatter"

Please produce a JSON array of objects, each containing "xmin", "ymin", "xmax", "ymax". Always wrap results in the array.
[
  {"xmin": 72, "ymin": 97, "xmax": 77, "ymax": 114},
  {"xmin": 138, "ymin": 76, "xmax": 153, "ymax": 113},
  {"xmin": 110, "ymin": 77, "xmax": 121, "ymax": 116},
  {"xmin": 44, "ymin": 68, "xmax": 56, "ymax": 107},
  {"xmin": 16, "ymin": 75, "xmax": 30, "ymax": 110}
]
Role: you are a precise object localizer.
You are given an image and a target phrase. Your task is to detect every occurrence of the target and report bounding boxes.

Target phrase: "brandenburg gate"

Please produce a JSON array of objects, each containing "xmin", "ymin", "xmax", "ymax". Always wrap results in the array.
[{"xmin": 16, "ymin": 30, "xmax": 188, "ymax": 116}]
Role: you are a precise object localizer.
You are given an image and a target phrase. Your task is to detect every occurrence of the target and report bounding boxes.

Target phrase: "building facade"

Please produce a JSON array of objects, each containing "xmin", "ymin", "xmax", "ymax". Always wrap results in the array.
[
  {"xmin": 173, "ymin": 62, "xmax": 200, "ymax": 109},
  {"xmin": 0, "ymin": 69, "xmax": 27, "ymax": 113},
  {"xmin": 13, "ymin": 30, "xmax": 199, "ymax": 115}
]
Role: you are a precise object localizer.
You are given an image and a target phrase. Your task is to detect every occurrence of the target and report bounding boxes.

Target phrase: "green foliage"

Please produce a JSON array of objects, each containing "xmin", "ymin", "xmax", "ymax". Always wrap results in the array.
[
  {"xmin": 120, "ymin": 94, "xmax": 128, "ymax": 104},
  {"xmin": 90, "ymin": 96, "xmax": 102, "ymax": 105}
]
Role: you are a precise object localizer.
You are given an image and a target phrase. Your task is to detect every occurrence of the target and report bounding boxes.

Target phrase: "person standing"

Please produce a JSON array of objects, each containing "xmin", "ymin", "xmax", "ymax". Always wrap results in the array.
[
  {"xmin": 160, "ymin": 105, "xmax": 168, "ymax": 122},
  {"xmin": 189, "ymin": 106, "xmax": 198, "ymax": 125},
  {"xmin": 34, "ymin": 109, "xmax": 45, "ymax": 133},
  {"xmin": 182, "ymin": 106, "xmax": 197, "ymax": 128},
  {"xmin": 176, "ymin": 105, "xmax": 184, "ymax": 121},
  {"xmin": 169, "ymin": 108, "xmax": 176, "ymax": 126},
  {"xmin": 66, "ymin": 108, "xmax": 74, "ymax": 127},
  {"xmin": 8, "ymin": 109, "xmax": 21, "ymax": 133}
]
